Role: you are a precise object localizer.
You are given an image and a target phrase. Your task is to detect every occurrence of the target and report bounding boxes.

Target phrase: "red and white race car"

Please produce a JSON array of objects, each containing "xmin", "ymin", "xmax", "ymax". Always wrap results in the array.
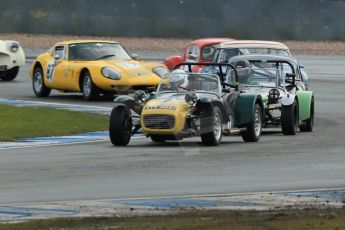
[
  {"xmin": 164, "ymin": 38, "xmax": 290, "ymax": 72},
  {"xmin": 164, "ymin": 38, "xmax": 233, "ymax": 72}
]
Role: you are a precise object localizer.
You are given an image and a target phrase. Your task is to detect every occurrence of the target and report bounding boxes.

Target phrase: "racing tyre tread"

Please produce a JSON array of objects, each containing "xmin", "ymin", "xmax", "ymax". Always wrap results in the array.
[
  {"xmin": 109, "ymin": 105, "xmax": 132, "ymax": 146},
  {"xmin": 281, "ymin": 100, "xmax": 299, "ymax": 135}
]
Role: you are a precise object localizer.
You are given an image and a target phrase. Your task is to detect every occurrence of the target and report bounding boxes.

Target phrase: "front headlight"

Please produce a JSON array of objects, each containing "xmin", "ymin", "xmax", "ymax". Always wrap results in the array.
[
  {"xmin": 185, "ymin": 91, "xmax": 198, "ymax": 105},
  {"xmin": 7, "ymin": 41, "xmax": 19, "ymax": 53},
  {"xmin": 101, "ymin": 67, "xmax": 121, "ymax": 80},
  {"xmin": 153, "ymin": 66, "xmax": 169, "ymax": 78},
  {"xmin": 133, "ymin": 90, "xmax": 147, "ymax": 104}
]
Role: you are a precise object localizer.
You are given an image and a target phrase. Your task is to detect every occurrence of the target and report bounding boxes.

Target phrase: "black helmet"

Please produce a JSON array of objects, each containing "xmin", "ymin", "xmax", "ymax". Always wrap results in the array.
[{"xmin": 234, "ymin": 60, "xmax": 251, "ymax": 69}]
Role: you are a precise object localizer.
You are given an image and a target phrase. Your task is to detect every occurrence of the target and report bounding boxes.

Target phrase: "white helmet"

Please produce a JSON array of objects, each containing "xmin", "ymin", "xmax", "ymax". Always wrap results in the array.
[{"xmin": 170, "ymin": 69, "xmax": 188, "ymax": 88}]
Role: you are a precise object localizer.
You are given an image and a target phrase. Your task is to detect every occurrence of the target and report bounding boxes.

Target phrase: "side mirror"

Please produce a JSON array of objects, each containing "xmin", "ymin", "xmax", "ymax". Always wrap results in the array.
[
  {"xmin": 131, "ymin": 54, "xmax": 139, "ymax": 60},
  {"xmin": 299, "ymin": 64, "xmax": 304, "ymax": 69},
  {"xmin": 54, "ymin": 54, "xmax": 61, "ymax": 61}
]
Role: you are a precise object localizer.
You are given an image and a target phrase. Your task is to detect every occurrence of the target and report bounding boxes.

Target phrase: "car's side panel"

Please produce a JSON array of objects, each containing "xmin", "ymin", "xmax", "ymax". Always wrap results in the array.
[
  {"xmin": 234, "ymin": 94, "xmax": 263, "ymax": 127},
  {"xmin": 53, "ymin": 60, "xmax": 74, "ymax": 90},
  {"xmin": 296, "ymin": 91, "xmax": 314, "ymax": 121}
]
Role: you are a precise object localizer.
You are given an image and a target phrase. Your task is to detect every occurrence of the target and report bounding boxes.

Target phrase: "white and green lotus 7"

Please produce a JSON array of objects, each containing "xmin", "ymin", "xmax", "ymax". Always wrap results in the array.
[{"xmin": 226, "ymin": 54, "xmax": 314, "ymax": 134}]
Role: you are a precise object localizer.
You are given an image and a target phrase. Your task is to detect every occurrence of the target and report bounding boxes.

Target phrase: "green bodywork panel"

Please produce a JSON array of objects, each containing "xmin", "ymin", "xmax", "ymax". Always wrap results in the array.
[
  {"xmin": 296, "ymin": 91, "xmax": 314, "ymax": 121},
  {"xmin": 199, "ymin": 96, "xmax": 230, "ymax": 123},
  {"xmin": 234, "ymin": 94, "xmax": 261, "ymax": 127}
]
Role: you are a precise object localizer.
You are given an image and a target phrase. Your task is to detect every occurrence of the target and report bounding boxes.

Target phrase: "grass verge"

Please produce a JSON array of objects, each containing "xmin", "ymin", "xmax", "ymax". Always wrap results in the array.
[
  {"xmin": 1, "ymin": 208, "xmax": 345, "ymax": 230},
  {"xmin": 0, "ymin": 104, "xmax": 108, "ymax": 141}
]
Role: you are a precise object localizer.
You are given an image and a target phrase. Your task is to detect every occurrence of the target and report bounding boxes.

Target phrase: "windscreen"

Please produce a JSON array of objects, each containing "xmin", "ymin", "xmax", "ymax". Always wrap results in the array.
[
  {"xmin": 158, "ymin": 72, "xmax": 221, "ymax": 95},
  {"xmin": 68, "ymin": 42, "xmax": 131, "ymax": 61},
  {"xmin": 226, "ymin": 62, "xmax": 293, "ymax": 88}
]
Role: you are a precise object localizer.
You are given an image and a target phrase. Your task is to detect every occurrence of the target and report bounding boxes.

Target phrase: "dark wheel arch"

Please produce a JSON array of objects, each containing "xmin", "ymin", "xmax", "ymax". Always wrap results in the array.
[
  {"xmin": 79, "ymin": 68, "xmax": 90, "ymax": 91},
  {"xmin": 32, "ymin": 65, "xmax": 51, "ymax": 97},
  {"xmin": 80, "ymin": 69, "xmax": 100, "ymax": 100}
]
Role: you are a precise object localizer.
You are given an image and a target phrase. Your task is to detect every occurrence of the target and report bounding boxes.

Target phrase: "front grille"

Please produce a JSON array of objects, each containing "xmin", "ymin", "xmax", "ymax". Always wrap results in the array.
[{"xmin": 143, "ymin": 114, "xmax": 175, "ymax": 129}]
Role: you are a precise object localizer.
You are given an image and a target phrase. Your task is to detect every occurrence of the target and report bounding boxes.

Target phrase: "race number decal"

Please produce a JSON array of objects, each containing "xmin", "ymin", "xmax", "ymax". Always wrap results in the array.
[{"xmin": 46, "ymin": 61, "xmax": 56, "ymax": 82}]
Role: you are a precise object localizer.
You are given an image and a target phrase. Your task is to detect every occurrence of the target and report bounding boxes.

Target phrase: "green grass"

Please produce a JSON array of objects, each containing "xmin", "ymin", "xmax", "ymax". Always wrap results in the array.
[
  {"xmin": 1, "ymin": 208, "xmax": 345, "ymax": 230},
  {"xmin": 0, "ymin": 104, "xmax": 108, "ymax": 141}
]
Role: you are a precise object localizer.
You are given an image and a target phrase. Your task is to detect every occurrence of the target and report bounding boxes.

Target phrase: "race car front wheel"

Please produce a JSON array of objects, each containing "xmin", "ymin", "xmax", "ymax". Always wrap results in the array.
[
  {"xmin": 200, "ymin": 106, "xmax": 222, "ymax": 146},
  {"xmin": 109, "ymin": 105, "xmax": 132, "ymax": 146},
  {"xmin": 281, "ymin": 100, "xmax": 299, "ymax": 135},
  {"xmin": 241, "ymin": 104, "xmax": 262, "ymax": 142},
  {"xmin": 82, "ymin": 72, "xmax": 99, "ymax": 100},
  {"xmin": 0, "ymin": 66, "xmax": 19, "ymax": 81},
  {"xmin": 33, "ymin": 67, "xmax": 51, "ymax": 97}
]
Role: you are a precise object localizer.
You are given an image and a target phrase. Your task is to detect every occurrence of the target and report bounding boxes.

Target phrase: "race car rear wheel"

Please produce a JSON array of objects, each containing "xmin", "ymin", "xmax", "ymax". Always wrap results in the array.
[
  {"xmin": 299, "ymin": 97, "xmax": 314, "ymax": 132},
  {"xmin": 32, "ymin": 66, "xmax": 51, "ymax": 97},
  {"xmin": 281, "ymin": 100, "xmax": 299, "ymax": 135},
  {"xmin": 150, "ymin": 135, "xmax": 166, "ymax": 142},
  {"xmin": 200, "ymin": 106, "xmax": 222, "ymax": 146},
  {"xmin": 109, "ymin": 105, "xmax": 132, "ymax": 146},
  {"xmin": 241, "ymin": 104, "xmax": 262, "ymax": 142},
  {"xmin": 0, "ymin": 66, "xmax": 19, "ymax": 81},
  {"xmin": 82, "ymin": 71, "xmax": 99, "ymax": 100}
]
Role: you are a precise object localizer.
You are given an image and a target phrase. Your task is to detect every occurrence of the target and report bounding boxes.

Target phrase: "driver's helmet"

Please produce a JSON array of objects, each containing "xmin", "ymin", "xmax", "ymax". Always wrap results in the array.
[
  {"xmin": 169, "ymin": 69, "xmax": 188, "ymax": 88},
  {"xmin": 234, "ymin": 60, "xmax": 251, "ymax": 83}
]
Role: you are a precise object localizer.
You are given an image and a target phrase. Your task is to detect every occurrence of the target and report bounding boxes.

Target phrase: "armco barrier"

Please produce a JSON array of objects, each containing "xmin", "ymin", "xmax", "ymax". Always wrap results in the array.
[{"xmin": 0, "ymin": 0, "xmax": 345, "ymax": 40}]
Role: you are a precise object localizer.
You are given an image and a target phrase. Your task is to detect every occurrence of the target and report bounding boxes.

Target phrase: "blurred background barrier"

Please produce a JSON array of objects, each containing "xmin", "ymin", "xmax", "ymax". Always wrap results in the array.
[{"xmin": 1, "ymin": 0, "xmax": 345, "ymax": 40}]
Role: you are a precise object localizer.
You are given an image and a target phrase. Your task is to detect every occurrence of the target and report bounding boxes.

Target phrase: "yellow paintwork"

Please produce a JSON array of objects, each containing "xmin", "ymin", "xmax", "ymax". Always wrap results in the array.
[
  {"xmin": 141, "ymin": 98, "xmax": 190, "ymax": 135},
  {"xmin": 28, "ymin": 40, "xmax": 166, "ymax": 92}
]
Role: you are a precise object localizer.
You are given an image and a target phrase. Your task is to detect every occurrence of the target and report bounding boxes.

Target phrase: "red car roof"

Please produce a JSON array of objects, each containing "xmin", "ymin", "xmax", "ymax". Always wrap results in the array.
[{"xmin": 190, "ymin": 38, "xmax": 234, "ymax": 47}]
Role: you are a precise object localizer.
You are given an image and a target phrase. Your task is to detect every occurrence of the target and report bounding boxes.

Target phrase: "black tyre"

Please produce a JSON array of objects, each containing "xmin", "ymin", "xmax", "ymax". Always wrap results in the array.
[
  {"xmin": 32, "ymin": 67, "xmax": 51, "ymax": 97},
  {"xmin": 281, "ymin": 100, "xmax": 299, "ymax": 135},
  {"xmin": 0, "ymin": 66, "xmax": 19, "ymax": 81},
  {"xmin": 241, "ymin": 104, "xmax": 262, "ymax": 142},
  {"xmin": 82, "ymin": 71, "xmax": 99, "ymax": 100},
  {"xmin": 151, "ymin": 135, "xmax": 166, "ymax": 142},
  {"xmin": 200, "ymin": 106, "xmax": 222, "ymax": 146},
  {"xmin": 300, "ymin": 97, "xmax": 314, "ymax": 132},
  {"xmin": 109, "ymin": 105, "xmax": 132, "ymax": 146}
]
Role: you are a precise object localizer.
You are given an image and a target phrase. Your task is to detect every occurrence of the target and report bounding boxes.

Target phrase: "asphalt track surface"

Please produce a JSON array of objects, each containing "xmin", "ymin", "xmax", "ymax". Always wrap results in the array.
[{"xmin": 0, "ymin": 54, "xmax": 345, "ymax": 205}]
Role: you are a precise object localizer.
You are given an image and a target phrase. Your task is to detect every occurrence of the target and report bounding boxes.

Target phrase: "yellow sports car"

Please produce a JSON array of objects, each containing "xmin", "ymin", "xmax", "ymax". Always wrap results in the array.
[{"xmin": 29, "ymin": 40, "xmax": 168, "ymax": 100}]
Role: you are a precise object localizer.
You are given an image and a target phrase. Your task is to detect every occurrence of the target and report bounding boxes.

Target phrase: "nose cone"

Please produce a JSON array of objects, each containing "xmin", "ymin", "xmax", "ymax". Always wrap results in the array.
[{"xmin": 141, "ymin": 98, "xmax": 189, "ymax": 135}]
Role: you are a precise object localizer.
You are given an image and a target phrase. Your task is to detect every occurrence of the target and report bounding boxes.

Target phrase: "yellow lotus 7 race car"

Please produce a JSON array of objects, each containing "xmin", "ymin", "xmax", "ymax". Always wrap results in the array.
[
  {"xmin": 29, "ymin": 40, "xmax": 168, "ymax": 100},
  {"xmin": 109, "ymin": 63, "xmax": 265, "ymax": 146}
]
